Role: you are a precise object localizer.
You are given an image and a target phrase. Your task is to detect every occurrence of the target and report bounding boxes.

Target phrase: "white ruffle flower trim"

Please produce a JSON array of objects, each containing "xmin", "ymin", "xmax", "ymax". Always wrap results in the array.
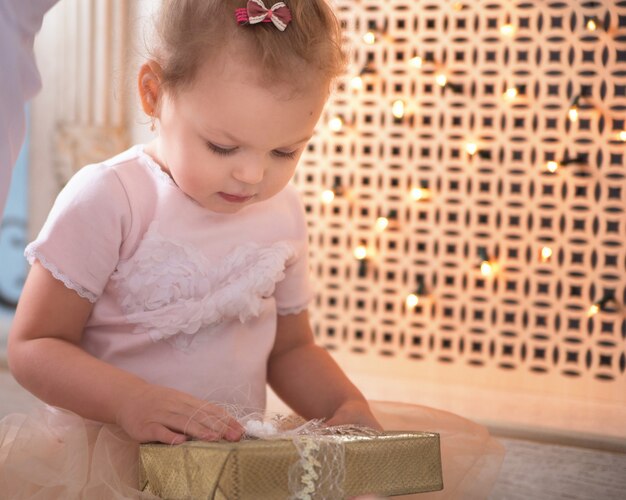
[
  {"xmin": 111, "ymin": 225, "xmax": 296, "ymax": 343},
  {"xmin": 244, "ymin": 419, "xmax": 279, "ymax": 438},
  {"xmin": 25, "ymin": 245, "xmax": 99, "ymax": 303}
]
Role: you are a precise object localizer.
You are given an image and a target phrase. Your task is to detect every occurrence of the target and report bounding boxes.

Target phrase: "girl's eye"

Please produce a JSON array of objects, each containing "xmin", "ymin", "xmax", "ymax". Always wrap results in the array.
[
  {"xmin": 207, "ymin": 142, "xmax": 237, "ymax": 156},
  {"xmin": 272, "ymin": 150, "xmax": 297, "ymax": 160}
]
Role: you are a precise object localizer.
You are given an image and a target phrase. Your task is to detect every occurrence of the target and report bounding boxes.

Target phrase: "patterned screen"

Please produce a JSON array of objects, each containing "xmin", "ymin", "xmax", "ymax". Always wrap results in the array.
[{"xmin": 292, "ymin": 0, "xmax": 626, "ymax": 403}]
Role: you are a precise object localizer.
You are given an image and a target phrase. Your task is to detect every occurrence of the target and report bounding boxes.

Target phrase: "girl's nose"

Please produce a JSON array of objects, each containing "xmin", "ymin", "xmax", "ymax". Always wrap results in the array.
[{"xmin": 232, "ymin": 159, "xmax": 265, "ymax": 185}]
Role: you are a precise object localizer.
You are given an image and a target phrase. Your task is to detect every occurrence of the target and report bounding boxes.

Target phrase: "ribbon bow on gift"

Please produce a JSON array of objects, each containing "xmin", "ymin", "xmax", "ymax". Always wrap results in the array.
[{"xmin": 235, "ymin": 0, "xmax": 292, "ymax": 31}]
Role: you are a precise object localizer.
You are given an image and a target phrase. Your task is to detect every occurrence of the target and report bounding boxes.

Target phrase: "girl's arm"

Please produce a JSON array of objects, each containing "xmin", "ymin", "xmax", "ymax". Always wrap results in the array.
[
  {"xmin": 8, "ymin": 262, "xmax": 243, "ymax": 443},
  {"xmin": 268, "ymin": 310, "xmax": 381, "ymax": 429}
]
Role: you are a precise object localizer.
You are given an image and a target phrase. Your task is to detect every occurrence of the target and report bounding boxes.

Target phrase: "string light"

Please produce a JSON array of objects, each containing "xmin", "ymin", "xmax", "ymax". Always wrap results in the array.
[
  {"xmin": 363, "ymin": 31, "xmax": 377, "ymax": 45},
  {"xmin": 406, "ymin": 293, "xmax": 420, "ymax": 308},
  {"xmin": 321, "ymin": 13, "xmax": 619, "ymax": 327},
  {"xmin": 410, "ymin": 187, "xmax": 432, "ymax": 201},
  {"xmin": 434, "ymin": 72, "xmax": 463, "ymax": 94},
  {"xmin": 503, "ymin": 87, "xmax": 519, "ymax": 101},
  {"xmin": 299, "ymin": 4, "xmax": 626, "ymax": 384},
  {"xmin": 587, "ymin": 294, "xmax": 616, "ymax": 317},
  {"xmin": 540, "ymin": 246, "xmax": 553, "ymax": 262},
  {"xmin": 348, "ymin": 63, "xmax": 377, "ymax": 93},
  {"xmin": 585, "ymin": 16, "xmax": 600, "ymax": 32},
  {"xmin": 349, "ymin": 75, "xmax": 364, "ymax": 91},
  {"xmin": 409, "ymin": 56, "xmax": 423, "ymax": 69},
  {"xmin": 500, "ymin": 23, "xmax": 516, "ymax": 37},
  {"xmin": 375, "ymin": 217, "xmax": 390, "ymax": 232},
  {"xmin": 353, "ymin": 245, "xmax": 368, "ymax": 260},
  {"xmin": 545, "ymin": 155, "xmax": 587, "ymax": 173},
  {"xmin": 587, "ymin": 303, "xmax": 600, "ymax": 317},
  {"xmin": 391, "ymin": 99, "xmax": 406, "ymax": 119},
  {"xmin": 568, "ymin": 95, "xmax": 581, "ymax": 122},
  {"xmin": 480, "ymin": 260, "xmax": 495, "ymax": 277},
  {"xmin": 545, "ymin": 160, "xmax": 559, "ymax": 173},
  {"xmin": 328, "ymin": 116, "xmax": 345, "ymax": 132},
  {"xmin": 321, "ymin": 189, "xmax": 335, "ymax": 204},
  {"xmin": 375, "ymin": 209, "xmax": 398, "ymax": 232},
  {"xmin": 478, "ymin": 248, "xmax": 496, "ymax": 277},
  {"xmin": 406, "ymin": 277, "xmax": 428, "ymax": 309},
  {"xmin": 465, "ymin": 142, "xmax": 478, "ymax": 156},
  {"xmin": 435, "ymin": 73, "xmax": 448, "ymax": 87},
  {"xmin": 321, "ymin": 178, "xmax": 345, "ymax": 204},
  {"xmin": 353, "ymin": 244, "xmax": 370, "ymax": 278}
]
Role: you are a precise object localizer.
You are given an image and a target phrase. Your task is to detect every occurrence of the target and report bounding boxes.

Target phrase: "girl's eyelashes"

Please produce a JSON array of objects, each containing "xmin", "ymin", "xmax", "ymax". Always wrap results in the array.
[
  {"xmin": 207, "ymin": 142, "xmax": 237, "ymax": 156},
  {"xmin": 207, "ymin": 140, "xmax": 298, "ymax": 160},
  {"xmin": 272, "ymin": 150, "xmax": 297, "ymax": 160}
]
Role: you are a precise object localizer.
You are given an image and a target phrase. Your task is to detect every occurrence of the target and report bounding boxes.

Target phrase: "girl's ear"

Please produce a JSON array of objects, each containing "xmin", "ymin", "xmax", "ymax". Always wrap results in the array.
[{"xmin": 138, "ymin": 61, "xmax": 163, "ymax": 117}]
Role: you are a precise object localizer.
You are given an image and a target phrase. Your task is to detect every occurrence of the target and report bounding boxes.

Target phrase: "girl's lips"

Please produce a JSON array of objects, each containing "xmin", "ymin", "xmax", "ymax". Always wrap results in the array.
[{"xmin": 218, "ymin": 192, "xmax": 255, "ymax": 203}]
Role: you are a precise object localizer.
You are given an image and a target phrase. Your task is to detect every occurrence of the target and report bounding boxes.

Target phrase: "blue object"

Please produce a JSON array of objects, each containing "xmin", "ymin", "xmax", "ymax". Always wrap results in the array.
[{"xmin": 0, "ymin": 107, "xmax": 29, "ymax": 315}]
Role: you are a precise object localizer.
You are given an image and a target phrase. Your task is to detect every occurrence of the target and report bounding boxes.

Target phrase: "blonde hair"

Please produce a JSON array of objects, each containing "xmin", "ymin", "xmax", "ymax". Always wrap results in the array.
[{"xmin": 149, "ymin": 0, "xmax": 346, "ymax": 93}]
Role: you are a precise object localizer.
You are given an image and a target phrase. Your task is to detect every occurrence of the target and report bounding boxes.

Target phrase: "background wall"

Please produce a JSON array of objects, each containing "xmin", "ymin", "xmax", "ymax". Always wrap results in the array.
[{"xmin": 291, "ymin": 0, "xmax": 626, "ymax": 445}]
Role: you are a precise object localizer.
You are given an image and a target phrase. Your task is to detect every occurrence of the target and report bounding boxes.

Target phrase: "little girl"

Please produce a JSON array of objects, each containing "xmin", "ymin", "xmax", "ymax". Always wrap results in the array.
[{"xmin": 1, "ymin": 0, "xmax": 503, "ymax": 498}]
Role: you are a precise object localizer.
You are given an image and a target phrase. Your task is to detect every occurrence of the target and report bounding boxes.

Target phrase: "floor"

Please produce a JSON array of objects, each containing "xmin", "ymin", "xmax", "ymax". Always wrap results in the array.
[
  {"xmin": 489, "ymin": 438, "xmax": 626, "ymax": 500},
  {"xmin": 1, "ymin": 368, "xmax": 625, "ymax": 499}
]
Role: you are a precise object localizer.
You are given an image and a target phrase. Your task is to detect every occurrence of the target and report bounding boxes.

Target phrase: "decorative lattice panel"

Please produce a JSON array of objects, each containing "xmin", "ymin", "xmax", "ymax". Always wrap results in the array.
[{"xmin": 292, "ymin": 0, "xmax": 626, "ymax": 403}]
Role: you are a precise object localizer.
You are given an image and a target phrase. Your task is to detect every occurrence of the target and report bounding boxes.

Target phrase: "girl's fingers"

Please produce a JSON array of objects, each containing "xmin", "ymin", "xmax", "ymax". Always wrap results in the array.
[
  {"xmin": 183, "ymin": 402, "xmax": 245, "ymax": 440},
  {"xmin": 162, "ymin": 411, "xmax": 236, "ymax": 441},
  {"xmin": 143, "ymin": 422, "xmax": 188, "ymax": 445},
  {"xmin": 193, "ymin": 412, "xmax": 244, "ymax": 441}
]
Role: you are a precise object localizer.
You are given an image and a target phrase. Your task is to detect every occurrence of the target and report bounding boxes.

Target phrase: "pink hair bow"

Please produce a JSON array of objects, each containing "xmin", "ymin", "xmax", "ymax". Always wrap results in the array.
[{"xmin": 235, "ymin": 0, "xmax": 292, "ymax": 31}]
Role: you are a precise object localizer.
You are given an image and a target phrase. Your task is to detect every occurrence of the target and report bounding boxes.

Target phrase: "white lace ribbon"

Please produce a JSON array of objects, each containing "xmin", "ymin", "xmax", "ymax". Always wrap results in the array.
[{"xmin": 240, "ymin": 414, "xmax": 380, "ymax": 500}]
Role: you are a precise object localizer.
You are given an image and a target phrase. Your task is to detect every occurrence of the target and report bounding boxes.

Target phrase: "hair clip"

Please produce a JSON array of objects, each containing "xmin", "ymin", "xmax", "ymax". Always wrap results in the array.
[{"xmin": 235, "ymin": 0, "xmax": 292, "ymax": 31}]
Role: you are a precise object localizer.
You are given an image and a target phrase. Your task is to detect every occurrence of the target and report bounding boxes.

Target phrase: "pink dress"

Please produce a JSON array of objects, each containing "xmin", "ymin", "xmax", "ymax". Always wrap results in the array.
[{"xmin": 0, "ymin": 145, "xmax": 503, "ymax": 498}]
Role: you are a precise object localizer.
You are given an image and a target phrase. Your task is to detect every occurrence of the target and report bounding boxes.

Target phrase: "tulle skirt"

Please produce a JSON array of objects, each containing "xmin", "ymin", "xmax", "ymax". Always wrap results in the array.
[{"xmin": 0, "ymin": 401, "xmax": 504, "ymax": 499}]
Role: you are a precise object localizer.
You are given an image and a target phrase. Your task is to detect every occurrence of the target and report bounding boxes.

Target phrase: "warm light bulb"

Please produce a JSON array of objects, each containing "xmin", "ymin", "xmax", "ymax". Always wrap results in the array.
[
  {"xmin": 587, "ymin": 303, "xmax": 600, "ymax": 317},
  {"xmin": 586, "ymin": 18, "xmax": 598, "ymax": 31},
  {"xmin": 410, "ymin": 187, "xmax": 431, "ymax": 201},
  {"xmin": 480, "ymin": 260, "xmax": 494, "ymax": 277},
  {"xmin": 435, "ymin": 73, "xmax": 448, "ymax": 87},
  {"xmin": 375, "ymin": 217, "xmax": 389, "ymax": 231},
  {"xmin": 328, "ymin": 116, "xmax": 344, "ymax": 132},
  {"xmin": 406, "ymin": 293, "xmax": 420, "ymax": 308},
  {"xmin": 568, "ymin": 106, "xmax": 579, "ymax": 122},
  {"xmin": 363, "ymin": 31, "xmax": 376, "ymax": 45},
  {"xmin": 618, "ymin": 130, "xmax": 626, "ymax": 142},
  {"xmin": 349, "ymin": 75, "xmax": 364, "ymax": 91},
  {"xmin": 540, "ymin": 246, "xmax": 553, "ymax": 262},
  {"xmin": 500, "ymin": 24, "xmax": 516, "ymax": 36},
  {"xmin": 409, "ymin": 56, "xmax": 423, "ymax": 68},
  {"xmin": 465, "ymin": 142, "xmax": 478, "ymax": 156},
  {"xmin": 321, "ymin": 189, "xmax": 335, "ymax": 204},
  {"xmin": 503, "ymin": 87, "xmax": 518, "ymax": 100},
  {"xmin": 354, "ymin": 245, "xmax": 368, "ymax": 260},
  {"xmin": 546, "ymin": 161, "xmax": 559, "ymax": 173},
  {"xmin": 392, "ymin": 99, "xmax": 406, "ymax": 118},
  {"xmin": 452, "ymin": 2, "xmax": 463, "ymax": 11}
]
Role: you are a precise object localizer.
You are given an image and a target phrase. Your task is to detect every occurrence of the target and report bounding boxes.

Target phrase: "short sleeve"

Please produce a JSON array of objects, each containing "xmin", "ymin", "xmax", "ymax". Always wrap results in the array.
[
  {"xmin": 25, "ymin": 163, "xmax": 132, "ymax": 302},
  {"xmin": 273, "ymin": 185, "xmax": 315, "ymax": 315}
]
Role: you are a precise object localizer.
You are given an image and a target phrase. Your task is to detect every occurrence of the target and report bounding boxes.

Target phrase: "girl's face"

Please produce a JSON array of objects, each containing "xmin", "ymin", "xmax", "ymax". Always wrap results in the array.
[{"xmin": 147, "ymin": 58, "xmax": 328, "ymax": 214}]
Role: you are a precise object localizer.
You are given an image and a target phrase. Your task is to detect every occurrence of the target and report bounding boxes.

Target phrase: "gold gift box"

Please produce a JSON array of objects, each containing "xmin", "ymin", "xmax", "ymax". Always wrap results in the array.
[{"xmin": 139, "ymin": 431, "xmax": 442, "ymax": 499}]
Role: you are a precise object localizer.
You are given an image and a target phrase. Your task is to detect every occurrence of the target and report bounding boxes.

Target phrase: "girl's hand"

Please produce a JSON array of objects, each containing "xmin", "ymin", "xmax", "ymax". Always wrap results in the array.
[
  {"xmin": 325, "ymin": 400, "xmax": 383, "ymax": 431},
  {"xmin": 115, "ymin": 383, "xmax": 244, "ymax": 444}
]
